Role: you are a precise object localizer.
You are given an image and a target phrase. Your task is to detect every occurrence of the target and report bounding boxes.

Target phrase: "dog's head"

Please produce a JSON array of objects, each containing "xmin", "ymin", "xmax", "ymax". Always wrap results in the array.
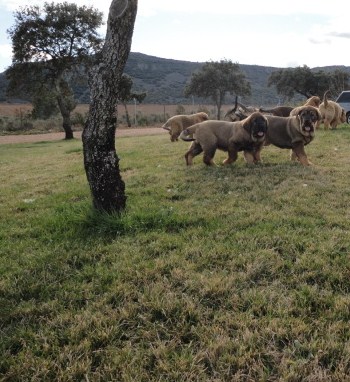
[
  {"xmin": 198, "ymin": 112, "xmax": 209, "ymax": 121},
  {"xmin": 305, "ymin": 96, "xmax": 321, "ymax": 108},
  {"xmin": 243, "ymin": 112, "xmax": 268, "ymax": 142},
  {"xmin": 297, "ymin": 106, "xmax": 321, "ymax": 137}
]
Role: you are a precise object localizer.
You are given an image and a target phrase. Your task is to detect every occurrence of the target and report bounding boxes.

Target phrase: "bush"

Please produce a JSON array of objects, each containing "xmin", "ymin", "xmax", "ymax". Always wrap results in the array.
[
  {"xmin": 176, "ymin": 104, "xmax": 185, "ymax": 114},
  {"xmin": 71, "ymin": 112, "xmax": 87, "ymax": 128}
]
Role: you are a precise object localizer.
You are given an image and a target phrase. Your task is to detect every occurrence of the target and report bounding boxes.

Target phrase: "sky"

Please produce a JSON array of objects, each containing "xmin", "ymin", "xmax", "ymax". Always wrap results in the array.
[{"xmin": 0, "ymin": 0, "xmax": 349, "ymax": 73}]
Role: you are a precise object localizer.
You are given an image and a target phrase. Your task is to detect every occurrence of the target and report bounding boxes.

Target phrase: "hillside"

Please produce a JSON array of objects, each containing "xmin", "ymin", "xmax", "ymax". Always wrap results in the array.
[{"xmin": 1, "ymin": 52, "xmax": 349, "ymax": 107}]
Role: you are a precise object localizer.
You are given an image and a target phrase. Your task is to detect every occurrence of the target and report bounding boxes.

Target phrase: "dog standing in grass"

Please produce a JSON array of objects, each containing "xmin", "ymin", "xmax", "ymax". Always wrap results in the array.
[
  {"xmin": 180, "ymin": 112, "xmax": 268, "ymax": 166},
  {"xmin": 262, "ymin": 105, "xmax": 321, "ymax": 166},
  {"xmin": 318, "ymin": 90, "xmax": 346, "ymax": 130},
  {"xmin": 162, "ymin": 112, "xmax": 209, "ymax": 142}
]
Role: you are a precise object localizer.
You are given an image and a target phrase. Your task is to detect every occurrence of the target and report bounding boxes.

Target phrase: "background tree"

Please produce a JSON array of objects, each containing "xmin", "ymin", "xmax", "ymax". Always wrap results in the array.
[
  {"xmin": 31, "ymin": 85, "xmax": 59, "ymax": 119},
  {"xmin": 6, "ymin": 2, "xmax": 103, "ymax": 139},
  {"xmin": 82, "ymin": 0, "xmax": 138, "ymax": 213},
  {"xmin": 329, "ymin": 69, "xmax": 350, "ymax": 97},
  {"xmin": 184, "ymin": 60, "xmax": 251, "ymax": 120},
  {"xmin": 118, "ymin": 74, "xmax": 146, "ymax": 127},
  {"xmin": 268, "ymin": 65, "xmax": 350, "ymax": 100}
]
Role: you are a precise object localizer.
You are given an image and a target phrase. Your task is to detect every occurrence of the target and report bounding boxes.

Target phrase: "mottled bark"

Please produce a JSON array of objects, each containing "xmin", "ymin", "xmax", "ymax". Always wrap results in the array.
[
  {"xmin": 123, "ymin": 103, "xmax": 132, "ymax": 127},
  {"xmin": 55, "ymin": 77, "xmax": 76, "ymax": 140},
  {"xmin": 56, "ymin": 93, "xmax": 74, "ymax": 140},
  {"xmin": 82, "ymin": 0, "xmax": 137, "ymax": 213}
]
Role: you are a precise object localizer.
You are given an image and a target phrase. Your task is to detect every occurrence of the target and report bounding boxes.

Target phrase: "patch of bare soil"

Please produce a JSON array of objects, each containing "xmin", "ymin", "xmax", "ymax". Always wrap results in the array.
[{"xmin": 0, "ymin": 127, "xmax": 167, "ymax": 144}]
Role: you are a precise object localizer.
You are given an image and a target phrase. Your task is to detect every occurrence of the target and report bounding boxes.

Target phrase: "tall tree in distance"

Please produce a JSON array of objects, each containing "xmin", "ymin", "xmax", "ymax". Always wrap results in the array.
[
  {"xmin": 185, "ymin": 60, "xmax": 251, "ymax": 120},
  {"xmin": 268, "ymin": 65, "xmax": 350, "ymax": 100},
  {"xmin": 6, "ymin": 2, "xmax": 104, "ymax": 139},
  {"xmin": 118, "ymin": 74, "xmax": 146, "ymax": 127},
  {"xmin": 82, "ymin": 0, "xmax": 138, "ymax": 213}
]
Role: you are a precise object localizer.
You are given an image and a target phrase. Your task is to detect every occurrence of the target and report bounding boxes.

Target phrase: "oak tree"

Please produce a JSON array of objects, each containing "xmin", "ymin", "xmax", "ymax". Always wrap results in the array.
[
  {"xmin": 118, "ymin": 74, "xmax": 146, "ymax": 127},
  {"xmin": 268, "ymin": 65, "xmax": 350, "ymax": 100},
  {"xmin": 184, "ymin": 60, "xmax": 251, "ymax": 120},
  {"xmin": 6, "ymin": 2, "xmax": 103, "ymax": 139},
  {"xmin": 82, "ymin": 0, "xmax": 138, "ymax": 213}
]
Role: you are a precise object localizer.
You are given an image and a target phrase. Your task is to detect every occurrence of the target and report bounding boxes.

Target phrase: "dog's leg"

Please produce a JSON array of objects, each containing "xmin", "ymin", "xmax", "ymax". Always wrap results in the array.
[
  {"xmin": 244, "ymin": 149, "xmax": 263, "ymax": 164},
  {"xmin": 203, "ymin": 146, "xmax": 217, "ymax": 166},
  {"xmin": 185, "ymin": 142, "xmax": 202, "ymax": 166},
  {"xmin": 224, "ymin": 145, "xmax": 238, "ymax": 165},
  {"xmin": 253, "ymin": 147, "xmax": 263, "ymax": 163},
  {"xmin": 243, "ymin": 151, "xmax": 256, "ymax": 164},
  {"xmin": 292, "ymin": 145, "xmax": 312, "ymax": 166},
  {"xmin": 290, "ymin": 150, "xmax": 298, "ymax": 162}
]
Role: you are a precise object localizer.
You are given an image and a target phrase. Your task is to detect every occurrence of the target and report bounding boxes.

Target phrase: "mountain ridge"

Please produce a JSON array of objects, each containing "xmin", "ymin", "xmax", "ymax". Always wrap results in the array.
[{"xmin": 1, "ymin": 52, "xmax": 349, "ymax": 106}]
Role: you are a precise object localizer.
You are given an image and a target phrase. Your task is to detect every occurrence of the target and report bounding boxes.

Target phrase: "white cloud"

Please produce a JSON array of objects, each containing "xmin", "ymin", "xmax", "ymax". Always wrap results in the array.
[
  {"xmin": 0, "ymin": 0, "xmax": 348, "ymax": 70},
  {"xmin": 137, "ymin": 0, "xmax": 345, "ymax": 17}
]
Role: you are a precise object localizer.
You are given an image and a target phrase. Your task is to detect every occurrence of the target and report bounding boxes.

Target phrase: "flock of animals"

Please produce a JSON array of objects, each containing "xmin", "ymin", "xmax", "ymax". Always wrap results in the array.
[{"xmin": 162, "ymin": 91, "xmax": 347, "ymax": 166}]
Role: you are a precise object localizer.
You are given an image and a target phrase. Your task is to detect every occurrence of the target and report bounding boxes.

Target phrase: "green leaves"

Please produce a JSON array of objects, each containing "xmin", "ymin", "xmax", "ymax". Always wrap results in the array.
[{"xmin": 185, "ymin": 59, "xmax": 251, "ymax": 119}]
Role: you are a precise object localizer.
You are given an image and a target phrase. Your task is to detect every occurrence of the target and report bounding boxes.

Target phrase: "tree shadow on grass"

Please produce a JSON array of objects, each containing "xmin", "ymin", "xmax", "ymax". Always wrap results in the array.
[{"xmin": 75, "ymin": 206, "xmax": 211, "ymax": 242}]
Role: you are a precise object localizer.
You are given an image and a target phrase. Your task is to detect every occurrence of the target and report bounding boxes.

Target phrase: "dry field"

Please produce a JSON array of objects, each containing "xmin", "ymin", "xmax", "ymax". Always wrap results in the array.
[
  {"xmin": 0, "ymin": 102, "xmax": 227, "ymax": 120},
  {"xmin": 0, "ymin": 102, "xmax": 33, "ymax": 116},
  {"xmin": 0, "ymin": 102, "xmax": 230, "ymax": 140}
]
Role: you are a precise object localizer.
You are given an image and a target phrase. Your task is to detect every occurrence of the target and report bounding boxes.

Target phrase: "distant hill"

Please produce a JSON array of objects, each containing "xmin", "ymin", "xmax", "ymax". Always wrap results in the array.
[
  {"xmin": 1, "ymin": 52, "xmax": 349, "ymax": 107},
  {"xmin": 122, "ymin": 53, "xmax": 281, "ymax": 106}
]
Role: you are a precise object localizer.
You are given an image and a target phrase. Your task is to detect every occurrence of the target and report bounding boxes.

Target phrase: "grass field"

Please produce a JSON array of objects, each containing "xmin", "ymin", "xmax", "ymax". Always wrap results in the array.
[{"xmin": 1, "ymin": 125, "xmax": 350, "ymax": 381}]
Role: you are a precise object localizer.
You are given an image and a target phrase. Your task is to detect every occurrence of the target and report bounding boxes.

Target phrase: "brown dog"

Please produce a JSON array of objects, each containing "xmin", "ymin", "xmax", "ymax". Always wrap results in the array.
[
  {"xmin": 319, "ymin": 90, "xmax": 346, "ymax": 129},
  {"xmin": 162, "ymin": 112, "xmax": 209, "ymax": 142},
  {"xmin": 290, "ymin": 95, "xmax": 321, "ymax": 117},
  {"xmin": 179, "ymin": 112, "xmax": 268, "ymax": 166},
  {"xmin": 305, "ymin": 95, "xmax": 321, "ymax": 108},
  {"xmin": 261, "ymin": 106, "xmax": 321, "ymax": 166},
  {"xmin": 259, "ymin": 106, "xmax": 294, "ymax": 117}
]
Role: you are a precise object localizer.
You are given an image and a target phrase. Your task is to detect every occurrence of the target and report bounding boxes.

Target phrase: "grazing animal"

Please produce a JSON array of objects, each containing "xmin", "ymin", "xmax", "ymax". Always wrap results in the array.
[
  {"xmin": 318, "ymin": 90, "xmax": 346, "ymax": 129},
  {"xmin": 261, "ymin": 106, "xmax": 321, "ymax": 166},
  {"xmin": 259, "ymin": 106, "xmax": 294, "ymax": 117},
  {"xmin": 162, "ymin": 112, "xmax": 209, "ymax": 142},
  {"xmin": 179, "ymin": 112, "xmax": 268, "ymax": 166}
]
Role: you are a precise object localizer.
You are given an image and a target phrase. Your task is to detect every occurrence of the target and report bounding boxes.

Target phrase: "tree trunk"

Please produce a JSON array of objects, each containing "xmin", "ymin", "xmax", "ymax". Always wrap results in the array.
[
  {"xmin": 57, "ymin": 91, "xmax": 74, "ymax": 140},
  {"xmin": 82, "ymin": 0, "xmax": 138, "ymax": 213},
  {"xmin": 124, "ymin": 103, "xmax": 131, "ymax": 127}
]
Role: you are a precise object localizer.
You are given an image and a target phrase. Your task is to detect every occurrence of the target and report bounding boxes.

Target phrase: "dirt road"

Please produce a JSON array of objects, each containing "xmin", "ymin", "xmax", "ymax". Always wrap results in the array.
[{"xmin": 0, "ymin": 127, "xmax": 166, "ymax": 145}]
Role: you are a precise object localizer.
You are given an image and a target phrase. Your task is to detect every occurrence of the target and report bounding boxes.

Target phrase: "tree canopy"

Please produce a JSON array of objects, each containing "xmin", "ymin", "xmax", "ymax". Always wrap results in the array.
[
  {"xmin": 184, "ymin": 60, "xmax": 251, "ymax": 119},
  {"xmin": 268, "ymin": 65, "xmax": 350, "ymax": 100},
  {"xmin": 6, "ymin": 1, "xmax": 104, "ymax": 138}
]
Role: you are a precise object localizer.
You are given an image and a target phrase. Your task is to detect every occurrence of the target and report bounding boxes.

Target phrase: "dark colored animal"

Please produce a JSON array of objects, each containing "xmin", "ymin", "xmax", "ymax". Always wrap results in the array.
[
  {"xmin": 259, "ymin": 106, "xmax": 294, "ymax": 117},
  {"xmin": 261, "ymin": 106, "xmax": 321, "ymax": 166}
]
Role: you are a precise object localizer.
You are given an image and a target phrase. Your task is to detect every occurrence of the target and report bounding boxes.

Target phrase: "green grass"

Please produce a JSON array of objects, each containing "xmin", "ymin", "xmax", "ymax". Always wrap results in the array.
[{"xmin": 1, "ymin": 126, "xmax": 350, "ymax": 381}]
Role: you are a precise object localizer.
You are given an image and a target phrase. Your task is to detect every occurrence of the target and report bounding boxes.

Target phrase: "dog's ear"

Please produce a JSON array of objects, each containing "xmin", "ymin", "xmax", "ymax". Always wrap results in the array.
[
  {"xmin": 315, "ymin": 108, "xmax": 322, "ymax": 121},
  {"xmin": 241, "ymin": 114, "xmax": 252, "ymax": 133}
]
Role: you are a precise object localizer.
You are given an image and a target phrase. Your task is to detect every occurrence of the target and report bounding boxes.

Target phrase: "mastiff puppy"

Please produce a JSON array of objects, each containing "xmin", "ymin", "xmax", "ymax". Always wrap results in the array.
[
  {"xmin": 262, "ymin": 105, "xmax": 321, "ymax": 166},
  {"xmin": 179, "ymin": 112, "xmax": 268, "ymax": 166},
  {"xmin": 162, "ymin": 112, "xmax": 209, "ymax": 142}
]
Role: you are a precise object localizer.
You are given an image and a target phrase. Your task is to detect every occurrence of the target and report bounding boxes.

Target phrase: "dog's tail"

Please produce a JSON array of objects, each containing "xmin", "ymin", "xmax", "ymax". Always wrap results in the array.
[
  {"xmin": 162, "ymin": 123, "xmax": 170, "ymax": 131},
  {"xmin": 323, "ymin": 90, "xmax": 330, "ymax": 108},
  {"xmin": 179, "ymin": 129, "xmax": 195, "ymax": 141},
  {"xmin": 179, "ymin": 125, "xmax": 198, "ymax": 141}
]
